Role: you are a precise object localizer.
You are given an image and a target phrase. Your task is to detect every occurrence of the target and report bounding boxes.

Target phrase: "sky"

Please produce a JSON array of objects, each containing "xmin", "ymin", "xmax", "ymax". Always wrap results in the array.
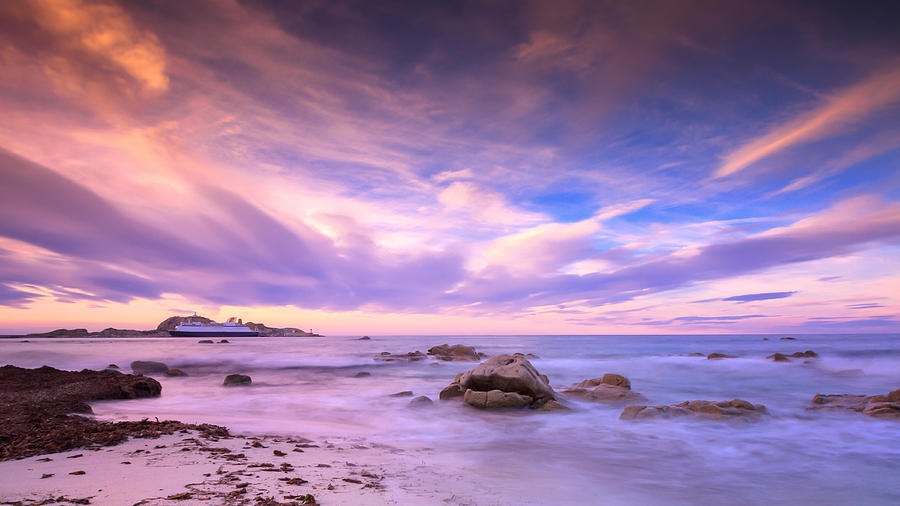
[{"xmin": 0, "ymin": 0, "xmax": 898, "ymax": 335}]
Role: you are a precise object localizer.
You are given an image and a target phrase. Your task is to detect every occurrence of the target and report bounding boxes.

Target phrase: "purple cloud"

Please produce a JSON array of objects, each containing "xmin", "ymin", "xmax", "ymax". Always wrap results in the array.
[{"xmin": 722, "ymin": 291, "xmax": 796, "ymax": 303}]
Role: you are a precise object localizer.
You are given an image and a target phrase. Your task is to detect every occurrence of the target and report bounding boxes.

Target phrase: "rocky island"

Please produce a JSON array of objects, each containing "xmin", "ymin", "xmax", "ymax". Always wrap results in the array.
[{"xmin": 3, "ymin": 315, "xmax": 322, "ymax": 338}]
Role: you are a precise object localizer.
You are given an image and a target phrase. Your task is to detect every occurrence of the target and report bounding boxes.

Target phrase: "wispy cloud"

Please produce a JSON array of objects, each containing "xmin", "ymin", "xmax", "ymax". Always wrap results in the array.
[{"xmin": 722, "ymin": 291, "xmax": 796, "ymax": 303}]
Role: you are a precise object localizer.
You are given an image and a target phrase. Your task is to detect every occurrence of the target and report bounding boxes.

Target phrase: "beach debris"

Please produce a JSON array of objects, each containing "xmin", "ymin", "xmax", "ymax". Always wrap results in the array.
[
  {"xmin": 807, "ymin": 388, "xmax": 900, "ymax": 419},
  {"xmin": 560, "ymin": 374, "xmax": 647, "ymax": 404},
  {"xmin": 707, "ymin": 353, "xmax": 737, "ymax": 360},
  {"xmin": 281, "ymin": 477, "xmax": 309, "ymax": 485},
  {"xmin": 342, "ymin": 477, "xmax": 363, "ymax": 484},
  {"xmin": 620, "ymin": 399, "xmax": 769, "ymax": 422},
  {"xmin": 224, "ymin": 374, "xmax": 252, "ymax": 386},
  {"xmin": 426, "ymin": 344, "xmax": 486, "ymax": 362},
  {"xmin": 130, "ymin": 360, "xmax": 169, "ymax": 375},
  {"xmin": 440, "ymin": 354, "xmax": 556, "ymax": 409}
]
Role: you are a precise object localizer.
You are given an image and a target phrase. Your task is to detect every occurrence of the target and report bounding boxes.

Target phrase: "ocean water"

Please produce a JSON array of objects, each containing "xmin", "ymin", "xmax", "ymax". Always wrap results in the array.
[{"xmin": 2, "ymin": 334, "xmax": 899, "ymax": 505}]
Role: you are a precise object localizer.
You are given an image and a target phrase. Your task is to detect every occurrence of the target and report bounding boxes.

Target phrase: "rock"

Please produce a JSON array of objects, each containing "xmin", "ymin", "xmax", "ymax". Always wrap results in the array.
[
  {"xmin": 707, "ymin": 353, "xmax": 737, "ymax": 360},
  {"xmin": 790, "ymin": 350, "xmax": 818, "ymax": 358},
  {"xmin": 218, "ymin": 339, "xmax": 229, "ymax": 344},
  {"xmin": 807, "ymin": 388, "xmax": 900, "ymax": 419},
  {"xmin": 621, "ymin": 399, "xmax": 768, "ymax": 422},
  {"xmin": 165, "ymin": 369, "xmax": 187, "ymax": 377},
  {"xmin": 563, "ymin": 384, "xmax": 648, "ymax": 404},
  {"xmin": 353, "ymin": 371, "xmax": 371, "ymax": 378},
  {"xmin": 389, "ymin": 391, "xmax": 414, "ymax": 397},
  {"xmin": 130, "ymin": 361, "xmax": 169, "ymax": 375},
  {"xmin": 440, "ymin": 354, "xmax": 555, "ymax": 409},
  {"xmin": 685, "ymin": 352, "xmax": 705, "ymax": 357},
  {"xmin": 198, "ymin": 340, "xmax": 214, "ymax": 344},
  {"xmin": 224, "ymin": 374, "xmax": 251, "ymax": 386},
  {"xmin": 762, "ymin": 337, "xmax": 769, "ymax": 341},
  {"xmin": 374, "ymin": 351, "xmax": 428, "ymax": 362},
  {"xmin": 767, "ymin": 353, "xmax": 791, "ymax": 362},
  {"xmin": 427, "ymin": 344, "xmax": 486, "ymax": 362},
  {"xmin": 464, "ymin": 389, "xmax": 533, "ymax": 409},
  {"xmin": 358, "ymin": 336, "xmax": 371, "ymax": 340},
  {"xmin": 779, "ymin": 337, "xmax": 797, "ymax": 340},
  {"xmin": 107, "ymin": 364, "xmax": 119, "ymax": 369},
  {"xmin": 408, "ymin": 396, "xmax": 433, "ymax": 407},
  {"xmin": 536, "ymin": 400, "xmax": 570, "ymax": 412}
]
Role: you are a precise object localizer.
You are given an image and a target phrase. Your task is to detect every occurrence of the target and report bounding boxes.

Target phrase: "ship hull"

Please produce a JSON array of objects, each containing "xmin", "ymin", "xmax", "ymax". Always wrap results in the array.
[{"xmin": 169, "ymin": 330, "xmax": 259, "ymax": 337}]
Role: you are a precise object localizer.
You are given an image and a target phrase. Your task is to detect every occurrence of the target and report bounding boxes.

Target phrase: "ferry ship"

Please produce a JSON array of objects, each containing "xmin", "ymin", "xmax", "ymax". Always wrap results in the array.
[{"xmin": 169, "ymin": 317, "xmax": 259, "ymax": 337}]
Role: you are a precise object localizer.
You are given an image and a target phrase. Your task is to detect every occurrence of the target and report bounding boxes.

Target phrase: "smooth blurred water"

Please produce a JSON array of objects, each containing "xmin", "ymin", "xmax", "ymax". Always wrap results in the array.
[{"xmin": 2, "ymin": 334, "xmax": 899, "ymax": 505}]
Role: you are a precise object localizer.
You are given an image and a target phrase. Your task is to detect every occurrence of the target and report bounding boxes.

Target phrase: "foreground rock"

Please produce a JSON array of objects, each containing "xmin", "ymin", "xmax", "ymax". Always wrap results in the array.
[
  {"xmin": 766, "ymin": 350, "xmax": 819, "ymax": 362},
  {"xmin": 621, "ymin": 399, "xmax": 769, "ymax": 422},
  {"xmin": 130, "ymin": 360, "xmax": 169, "ymax": 375},
  {"xmin": 440, "ymin": 354, "xmax": 556, "ymax": 409},
  {"xmin": 224, "ymin": 374, "xmax": 252, "ymax": 386},
  {"xmin": 427, "ymin": 344, "xmax": 486, "ymax": 362},
  {"xmin": 561, "ymin": 374, "xmax": 647, "ymax": 404},
  {"xmin": 807, "ymin": 388, "xmax": 900, "ymax": 419},
  {"xmin": 0, "ymin": 365, "xmax": 226, "ymax": 460}
]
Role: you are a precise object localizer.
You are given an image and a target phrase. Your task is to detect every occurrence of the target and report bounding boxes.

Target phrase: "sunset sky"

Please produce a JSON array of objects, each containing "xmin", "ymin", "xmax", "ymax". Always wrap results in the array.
[{"xmin": 1, "ymin": 0, "xmax": 898, "ymax": 335}]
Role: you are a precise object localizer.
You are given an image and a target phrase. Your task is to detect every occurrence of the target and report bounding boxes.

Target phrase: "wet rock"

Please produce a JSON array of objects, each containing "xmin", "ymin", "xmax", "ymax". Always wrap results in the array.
[
  {"xmin": 536, "ymin": 400, "xmax": 570, "ymax": 412},
  {"xmin": 389, "ymin": 391, "xmax": 413, "ymax": 397},
  {"xmin": 130, "ymin": 361, "xmax": 169, "ymax": 375},
  {"xmin": 561, "ymin": 374, "xmax": 646, "ymax": 404},
  {"xmin": 224, "ymin": 374, "xmax": 252, "ymax": 386},
  {"xmin": 707, "ymin": 353, "xmax": 737, "ymax": 360},
  {"xmin": 409, "ymin": 396, "xmax": 433, "ymax": 407},
  {"xmin": 427, "ymin": 344, "xmax": 486, "ymax": 362},
  {"xmin": 779, "ymin": 337, "xmax": 797, "ymax": 340},
  {"xmin": 198, "ymin": 340, "xmax": 214, "ymax": 344},
  {"xmin": 807, "ymin": 388, "xmax": 900, "ymax": 419},
  {"xmin": 768, "ymin": 350, "xmax": 819, "ymax": 362},
  {"xmin": 218, "ymin": 339, "xmax": 229, "ymax": 344},
  {"xmin": 440, "ymin": 354, "xmax": 555, "ymax": 409},
  {"xmin": 165, "ymin": 369, "xmax": 187, "ymax": 377},
  {"xmin": 767, "ymin": 353, "xmax": 791, "ymax": 362},
  {"xmin": 685, "ymin": 352, "xmax": 705, "ymax": 357},
  {"xmin": 353, "ymin": 371, "xmax": 371, "ymax": 378},
  {"xmin": 464, "ymin": 389, "xmax": 533, "ymax": 409},
  {"xmin": 621, "ymin": 399, "xmax": 768, "ymax": 422},
  {"xmin": 374, "ymin": 351, "xmax": 428, "ymax": 362},
  {"xmin": 358, "ymin": 336, "xmax": 371, "ymax": 340}
]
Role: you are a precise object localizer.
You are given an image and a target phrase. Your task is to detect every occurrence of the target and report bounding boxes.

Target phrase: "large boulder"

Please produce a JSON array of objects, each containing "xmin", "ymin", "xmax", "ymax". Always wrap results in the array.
[
  {"xmin": 130, "ymin": 361, "xmax": 169, "ymax": 375},
  {"xmin": 621, "ymin": 399, "xmax": 768, "ymax": 422},
  {"xmin": 427, "ymin": 344, "xmax": 486, "ymax": 362},
  {"xmin": 440, "ymin": 354, "xmax": 555, "ymax": 409},
  {"xmin": 807, "ymin": 388, "xmax": 900, "ymax": 420}
]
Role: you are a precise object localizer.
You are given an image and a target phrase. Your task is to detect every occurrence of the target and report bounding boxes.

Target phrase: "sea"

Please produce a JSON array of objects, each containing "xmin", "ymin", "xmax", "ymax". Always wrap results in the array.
[{"xmin": 2, "ymin": 334, "xmax": 899, "ymax": 505}]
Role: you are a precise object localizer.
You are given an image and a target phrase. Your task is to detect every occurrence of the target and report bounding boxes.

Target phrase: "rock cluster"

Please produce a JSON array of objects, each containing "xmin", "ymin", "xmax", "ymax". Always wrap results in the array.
[
  {"xmin": 561, "ymin": 374, "xmax": 647, "ymax": 404},
  {"xmin": 807, "ymin": 388, "xmax": 900, "ymax": 419},
  {"xmin": 427, "ymin": 344, "xmax": 486, "ymax": 362},
  {"xmin": 439, "ymin": 354, "xmax": 556, "ymax": 409},
  {"xmin": 374, "ymin": 351, "xmax": 428, "ymax": 362},
  {"xmin": 620, "ymin": 399, "xmax": 769, "ymax": 422},
  {"xmin": 766, "ymin": 350, "xmax": 819, "ymax": 362}
]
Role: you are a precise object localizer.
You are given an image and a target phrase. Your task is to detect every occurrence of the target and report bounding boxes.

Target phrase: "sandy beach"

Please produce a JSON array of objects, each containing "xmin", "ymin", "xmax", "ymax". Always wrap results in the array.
[{"xmin": 0, "ymin": 429, "xmax": 502, "ymax": 505}]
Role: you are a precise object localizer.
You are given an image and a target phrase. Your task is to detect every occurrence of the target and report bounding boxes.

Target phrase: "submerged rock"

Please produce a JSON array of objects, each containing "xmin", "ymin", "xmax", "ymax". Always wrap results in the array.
[
  {"xmin": 767, "ymin": 350, "xmax": 819, "ymax": 362},
  {"xmin": 130, "ymin": 361, "xmax": 169, "ymax": 375},
  {"xmin": 409, "ymin": 396, "xmax": 433, "ymax": 407},
  {"xmin": 218, "ymin": 339, "xmax": 229, "ymax": 344},
  {"xmin": 561, "ymin": 374, "xmax": 646, "ymax": 404},
  {"xmin": 707, "ymin": 353, "xmax": 737, "ymax": 360},
  {"xmin": 374, "ymin": 351, "xmax": 428, "ymax": 362},
  {"xmin": 807, "ymin": 388, "xmax": 900, "ymax": 419},
  {"xmin": 389, "ymin": 391, "xmax": 414, "ymax": 397},
  {"xmin": 358, "ymin": 336, "xmax": 371, "ymax": 340},
  {"xmin": 198, "ymin": 340, "xmax": 214, "ymax": 344},
  {"xmin": 440, "ymin": 354, "xmax": 556, "ymax": 409},
  {"xmin": 621, "ymin": 399, "xmax": 768, "ymax": 422},
  {"xmin": 224, "ymin": 374, "xmax": 252, "ymax": 386},
  {"xmin": 427, "ymin": 344, "xmax": 486, "ymax": 362},
  {"xmin": 779, "ymin": 337, "xmax": 797, "ymax": 341},
  {"xmin": 165, "ymin": 369, "xmax": 187, "ymax": 377},
  {"xmin": 353, "ymin": 371, "xmax": 371, "ymax": 378}
]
